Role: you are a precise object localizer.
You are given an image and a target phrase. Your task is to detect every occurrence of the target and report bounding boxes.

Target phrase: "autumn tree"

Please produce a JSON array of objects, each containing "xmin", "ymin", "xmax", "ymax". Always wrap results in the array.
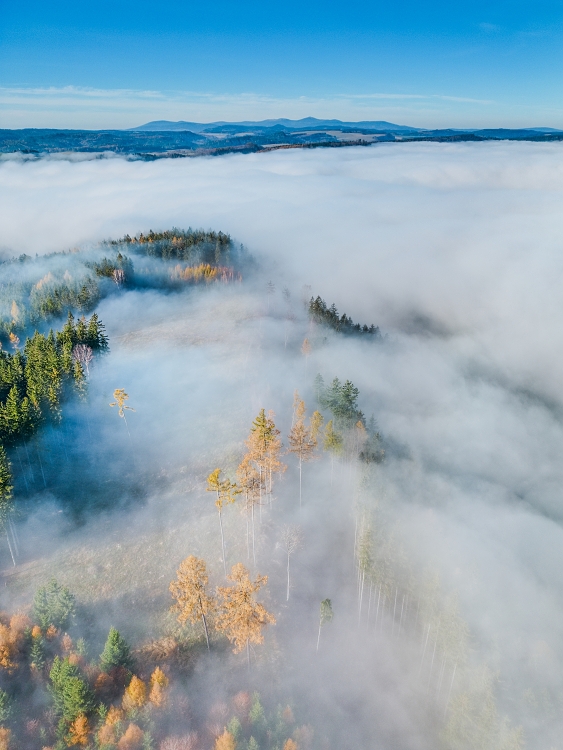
[
  {"xmin": 149, "ymin": 666, "xmax": 169, "ymax": 707},
  {"xmin": 323, "ymin": 420, "xmax": 343, "ymax": 483},
  {"xmin": 215, "ymin": 730, "xmax": 236, "ymax": 750},
  {"xmin": 109, "ymin": 388, "xmax": 135, "ymax": 438},
  {"xmin": 216, "ymin": 563, "xmax": 276, "ymax": 667},
  {"xmin": 118, "ymin": 723, "xmax": 144, "ymax": 750},
  {"xmin": 67, "ymin": 714, "xmax": 90, "ymax": 746},
  {"xmin": 122, "ymin": 675, "xmax": 147, "ymax": 711},
  {"xmin": 279, "ymin": 526, "xmax": 303, "ymax": 601},
  {"xmin": 236, "ymin": 456, "xmax": 261, "ymax": 565},
  {"xmin": 170, "ymin": 556, "xmax": 216, "ymax": 649},
  {"xmin": 207, "ymin": 469, "xmax": 238, "ymax": 577},
  {"xmin": 287, "ymin": 393, "xmax": 317, "ymax": 507},
  {"xmin": 243, "ymin": 409, "xmax": 285, "ymax": 511},
  {"xmin": 316, "ymin": 599, "xmax": 333, "ymax": 652}
]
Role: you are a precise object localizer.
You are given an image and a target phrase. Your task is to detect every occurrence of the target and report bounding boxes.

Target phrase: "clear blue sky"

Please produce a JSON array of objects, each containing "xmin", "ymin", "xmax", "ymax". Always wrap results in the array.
[{"xmin": 1, "ymin": 0, "xmax": 563, "ymax": 129}]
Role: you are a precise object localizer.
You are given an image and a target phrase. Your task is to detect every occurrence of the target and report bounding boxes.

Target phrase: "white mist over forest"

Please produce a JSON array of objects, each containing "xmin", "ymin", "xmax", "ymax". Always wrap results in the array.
[{"xmin": 0, "ymin": 142, "xmax": 563, "ymax": 749}]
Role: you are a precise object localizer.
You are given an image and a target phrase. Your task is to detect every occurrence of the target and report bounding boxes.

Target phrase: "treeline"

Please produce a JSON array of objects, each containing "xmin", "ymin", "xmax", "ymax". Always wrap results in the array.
[
  {"xmin": 0, "ymin": 313, "xmax": 107, "ymax": 447},
  {"xmin": 314, "ymin": 375, "xmax": 384, "ymax": 464},
  {"xmin": 0, "ymin": 228, "xmax": 240, "ymax": 338},
  {"xmin": 308, "ymin": 296, "xmax": 381, "ymax": 338},
  {"xmin": 111, "ymin": 229, "xmax": 234, "ymax": 266}
]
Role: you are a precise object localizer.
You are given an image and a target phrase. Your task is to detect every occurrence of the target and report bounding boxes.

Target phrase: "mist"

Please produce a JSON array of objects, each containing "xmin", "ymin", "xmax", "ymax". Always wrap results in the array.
[{"xmin": 0, "ymin": 142, "xmax": 562, "ymax": 749}]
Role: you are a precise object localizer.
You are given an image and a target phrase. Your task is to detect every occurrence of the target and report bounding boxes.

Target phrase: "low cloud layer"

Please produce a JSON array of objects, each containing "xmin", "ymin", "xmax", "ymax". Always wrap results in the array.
[{"xmin": 1, "ymin": 142, "xmax": 563, "ymax": 747}]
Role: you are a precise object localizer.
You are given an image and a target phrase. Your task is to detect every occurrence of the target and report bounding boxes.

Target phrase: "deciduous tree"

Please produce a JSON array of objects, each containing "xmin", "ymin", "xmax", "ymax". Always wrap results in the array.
[
  {"xmin": 170, "ymin": 556, "xmax": 215, "ymax": 649},
  {"xmin": 287, "ymin": 394, "xmax": 316, "ymax": 506},
  {"xmin": 279, "ymin": 526, "xmax": 303, "ymax": 601},
  {"xmin": 216, "ymin": 563, "xmax": 275, "ymax": 667},
  {"xmin": 207, "ymin": 469, "xmax": 238, "ymax": 577}
]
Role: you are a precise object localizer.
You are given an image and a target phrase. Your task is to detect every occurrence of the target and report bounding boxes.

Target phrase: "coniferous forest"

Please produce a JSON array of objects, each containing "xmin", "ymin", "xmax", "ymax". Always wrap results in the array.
[{"xmin": 0, "ymin": 224, "xmax": 544, "ymax": 750}]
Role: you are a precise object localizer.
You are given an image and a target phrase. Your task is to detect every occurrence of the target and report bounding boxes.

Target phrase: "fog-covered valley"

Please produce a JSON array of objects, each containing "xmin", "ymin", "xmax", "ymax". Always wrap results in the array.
[{"xmin": 0, "ymin": 142, "xmax": 562, "ymax": 750}]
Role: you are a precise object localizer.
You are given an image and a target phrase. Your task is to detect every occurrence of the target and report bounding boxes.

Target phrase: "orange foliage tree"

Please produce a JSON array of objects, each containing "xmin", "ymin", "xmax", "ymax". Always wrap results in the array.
[
  {"xmin": 67, "ymin": 715, "xmax": 90, "ymax": 746},
  {"xmin": 170, "ymin": 556, "xmax": 216, "ymax": 650},
  {"xmin": 206, "ymin": 469, "xmax": 238, "ymax": 577},
  {"xmin": 214, "ymin": 730, "xmax": 236, "ymax": 750},
  {"xmin": 118, "ymin": 723, "xmax": 144, "ymax": 750},
  {"xmin": 149, "ymin": 666, "xmax": 169, "ymax": 707},
  {"xmin": 122, "ymin": 676, "xmax": 147, "ymax": 711},
  {"xmin": 215, "ymin": 563, "xmax": 275, "ymax": 667}
]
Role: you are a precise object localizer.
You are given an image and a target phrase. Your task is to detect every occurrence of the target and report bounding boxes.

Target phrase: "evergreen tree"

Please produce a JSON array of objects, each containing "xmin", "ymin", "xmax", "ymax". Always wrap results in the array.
[
  {"xmin": 33, "ymin": 578, "xmax": 76, "ymax": 630},
  {"xmin": 99, "ymin": 627, "xmax": 132, "ymax": 672},
  {"xmin": 0, "ymin": 690, "xmax": 12, "ymax": 724}
]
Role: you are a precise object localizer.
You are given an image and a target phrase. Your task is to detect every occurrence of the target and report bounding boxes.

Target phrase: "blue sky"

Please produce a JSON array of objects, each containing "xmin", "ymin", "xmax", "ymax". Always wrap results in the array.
[{"xmin": 1, "ymin": 0, "xmax": 563, "ymax": 128}]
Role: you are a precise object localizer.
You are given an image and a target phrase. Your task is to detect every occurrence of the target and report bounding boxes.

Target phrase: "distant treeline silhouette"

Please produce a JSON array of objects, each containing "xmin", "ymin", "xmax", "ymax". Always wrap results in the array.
[{"xmin": 308, "ymin": 296, "xmax": 381, "ymax": 338}]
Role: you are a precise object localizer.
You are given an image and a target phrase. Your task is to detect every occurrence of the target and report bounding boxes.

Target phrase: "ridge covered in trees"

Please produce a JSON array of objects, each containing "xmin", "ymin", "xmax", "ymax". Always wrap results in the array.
[
  {"xmin": 0, "ymin": 229, "xmax": 243, "ymax": 340},
  {"xmin": 308, "ymin": 296, "xmax": 381, "ymax": 338}
]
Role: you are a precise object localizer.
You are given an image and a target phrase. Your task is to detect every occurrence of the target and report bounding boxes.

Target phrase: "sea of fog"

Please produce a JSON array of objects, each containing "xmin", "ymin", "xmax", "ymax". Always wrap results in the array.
[{"xmin": 1, "ymin": 142, "xmax": 563, "ymax": 748}]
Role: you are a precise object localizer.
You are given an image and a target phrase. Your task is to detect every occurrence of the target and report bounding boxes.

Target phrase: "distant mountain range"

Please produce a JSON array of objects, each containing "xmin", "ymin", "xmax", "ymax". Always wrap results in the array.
[
  {"xmin": 1, "ymin": 120, "xmax": 562, "ymax": 159},
  {"xmin": 131, "ymin": 117, "xmax": 417, "ymax": 133}
]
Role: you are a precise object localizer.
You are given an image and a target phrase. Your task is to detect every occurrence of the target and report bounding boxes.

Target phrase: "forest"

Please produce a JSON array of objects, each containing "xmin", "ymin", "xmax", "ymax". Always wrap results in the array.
[{"xmin": 0, "ymin": 226, "xmax": 540, "ymax": 750}]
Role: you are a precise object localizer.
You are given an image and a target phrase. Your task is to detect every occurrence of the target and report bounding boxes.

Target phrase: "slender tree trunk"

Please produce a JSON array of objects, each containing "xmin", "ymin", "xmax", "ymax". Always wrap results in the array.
[
  {"xmin": 427, "ymin": 623, "xmax": 440, "ymax": 693},
  {"xmin": 398, "ymin": 595, "xmax": 405, "ymax": 636},
  {"xmin": 5, "ymin": 531, "xmax": 15, "ymax": 566},
  {"xmin": 245, "ymin": 505, "xmax": 250, "ymax": 561},
  {"xmin": 316, "ymin": 622, "xmax": 322, "ymax": 652},
  {"xmin": 392, "ymin": 588, "xmax": 398, "ymax": 635},
  {"xmin": 251, "ymin": 502, "xmax": 256, "ymax": 567},
  {"xmin": 218, "ymin": 507, "xmax": 227, "ymax": 577},
  {"xmin": 246, "ymin": 639, "xmax": 251, "ymax": 670},
  {"xmin": 122, "ymin": 414, "xmax": 132, "ymax": 441},
  {"xmin": 375, "ymin": 587, "xmax": 381, "ymax": 631},
  {"xmin": 367, "ymin": 582, "xmax": 373, "ymax": 626},
  {"xmin": 9, "ymin": 520, "xmax": 18, "ymax": 557},
  {"xmin": 201, "ymin": 612, "xmax": 210, "ymax": 650},
  {"xmin": 419, "ymin": 623, "xmax": 431, "ymax": 676},
  {"xmin": 286, "ymin": 551, "xmax": 291, "ymax": 601},
  {"xmin": 444, "ymin": 662, "xmax": 457, "ymax": 719},
  {"xmin": 24, "ymin": 441, "xmax": 34, "ymax": 482},
  {"xmin": 299, "ymin": 458, "xmax": 302, "ymax": 508},
  {"xmin": 16, "ymin": 448, "xmax": 28, "ymax": 491},
  {"xmin": 35, "ymin": 444, "xmax": 46, "ymax": 488}
]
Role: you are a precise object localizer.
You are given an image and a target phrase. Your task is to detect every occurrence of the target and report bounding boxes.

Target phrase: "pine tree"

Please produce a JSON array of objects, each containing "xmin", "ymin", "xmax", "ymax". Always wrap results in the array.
[
  {"xmin": 33, "ymin": 578, "xmax": 75, "ymax": 630},
  {"xmin": 170, "ymin": 556, "xmax": 215, "ymax": 649},
  {"xmin": 0, "ymin": 691, "xmax": 12, "ymax": 724},
  {"xmin": 99, "ymin": 627, "xmax": 132, "ymax": 672},
  {"xmin": 216, "ymin": 563, "xmax": 275, "ymax": 667}
]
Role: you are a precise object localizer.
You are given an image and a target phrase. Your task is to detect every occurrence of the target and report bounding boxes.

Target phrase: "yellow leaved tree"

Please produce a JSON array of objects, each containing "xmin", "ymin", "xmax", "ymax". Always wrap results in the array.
[
  {"xmin": 207, "ymin": 469, "xmax": 238, "ymax": 577},
  {"xmin": 170, "ymin": 556, "xmax": 216, "ymax": 650},
  {"xmin": 215, "ymin": 563, "xmax": 275, "ymax": 668}
]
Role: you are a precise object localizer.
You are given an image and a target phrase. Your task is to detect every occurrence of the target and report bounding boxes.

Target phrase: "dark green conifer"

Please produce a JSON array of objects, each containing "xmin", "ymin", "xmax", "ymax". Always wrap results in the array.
[
  {"xmin": 99, "ymin": 627, "xmax": 132, "ymax": 672},
  {"xmin": 33, "ymin": 578, "xmax": 76, "ymax": 630}
]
